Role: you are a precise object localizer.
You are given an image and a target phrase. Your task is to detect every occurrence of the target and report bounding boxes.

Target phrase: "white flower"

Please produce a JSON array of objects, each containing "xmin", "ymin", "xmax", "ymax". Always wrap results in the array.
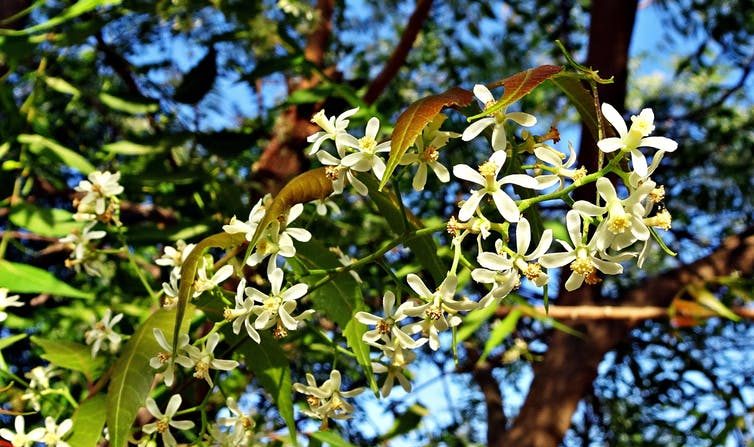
[
  {"xmin": 314, "ymin": 197, "xmax": 341, "ymax": 216},
  {"xmin": 453, "ymin": 150, "xmax": 542, "ymax": 222},
  {"xmin": 572, "ymin": 177, "xmax": 654, "ymax": 251},
  {"xmin": 477, "ymin": 218, "xmax": 552, "ymax": 288},
  {"xmin": 534, "ymin": 143, "xmax": 584, "ymax": 189},
  {"xmin": 223, "ymin": 279, "xmax": 261, "ymax": 344},
  {"xmin": 192, "ymin": 257, "xmax": 234, "ymax": 298},
  {"xmin": 371, "ymin": 339, "xmax": 416, "ymax": 397},
  {"xmin": 293, "ymin": 369, "xmax": 364, "ymax": 424},
  {"xmin": 462, "ymin": 84, "xmax": 537, "ymax": 151},
  {"xmin": 402, "ymin": 274, "xmax": 477, "ymax": 350},
  {"xmin": 183, "ymin": 333, "xmax": 239, "ymax": 388},
  {"xmin": 246, "ymin": 203, "xmax": 312, "ymax": 274},
  {"xmin": 248, "ymin": 268, "xmax": 313, "ymax": 338},
  {"xmin": 539, "ymin": 211, "xmax": 623, "ymax": 291},
  {"xmin": 0, "ymin": 416, "xmax": 45, "ymax": 447},
  {"xmin": 85, "ymin": 309, "xmax": 124, "ymax": 357},
  {"xmin": 42, "ymin": 417, "xmax": 73, "ymax": 447},
  {"xmin": 217, "ymin": 397, "xmax": 255, "ymax": 436},
  {"xmin": 143, "ymin": 395, "xmax": 195, "ymax": 447},
  {"xmin": 354, "ymin": 291, "xmax": 425, "ymax": 350},
  {"xmin": 339, "ymin": 117, "xmax": 391, "ymax": 180},
  {"xmin": 25, "ymin": 365, "xmax": 56, "ymax": 391},
  {"xmin": 59, "ymin": 222, "xmax": 107, "ymax": 276},
  {"xmin": 0, "ymin": 287, "xmax": 23, "ymax": 322},
  {"xmin": 150, "ymin": 328, "xmax": 193, "ymax": 387},
  {"xmin": 161, "ymin": 270, "xmax": 180, "ymax": 309},
  {"xmin": 222, "ymin": 195, "xmax": 268, "ymax": 241},
  {"xmin": 73, "ymin": 170, "xmax": 123, "ymax": 221},
  {"xmin": 307, "ymin": 108, "xmax": 359, "ymax": 156},
  {"xmin": 156, "ymin": 240, "xmax": 196, "ymax": 271},
  {"xmin": 317, "ymin": 150, "xmax": 369, "ymax": 195},
  {"xmin": 597, "ymin": 103, "xmax": 678, "ymax": 176},
  {"xmin": 399, "ymin": 114, "xmax": 456, "ymax": 191}
]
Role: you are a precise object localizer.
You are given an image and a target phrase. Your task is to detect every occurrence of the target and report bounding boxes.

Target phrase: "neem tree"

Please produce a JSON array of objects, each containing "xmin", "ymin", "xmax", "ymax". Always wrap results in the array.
[{"xmin": 2, "ymin": 1, "xmax": 754, "ymax": 446}]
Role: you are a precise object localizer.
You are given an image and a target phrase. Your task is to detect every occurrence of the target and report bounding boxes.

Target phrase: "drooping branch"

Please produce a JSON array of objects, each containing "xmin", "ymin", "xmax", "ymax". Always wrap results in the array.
[
  {"xmin": 363, "ymin": 0, "xmax": 434, "ymax": 105},
  {"xmin": 497, "ymin": 227, "xmax": 754, "ymax": 447}
]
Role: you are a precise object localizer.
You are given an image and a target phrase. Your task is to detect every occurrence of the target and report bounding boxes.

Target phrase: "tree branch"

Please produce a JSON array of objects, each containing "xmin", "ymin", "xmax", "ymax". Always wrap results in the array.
[
  {"xmin": 363, "ymin": 0, "xmax": 433, "ymax": 105},
  {"xmin": 498, "ymin": 226, "xmax": 754, "ymax": 446},
  {"xmin": 495, "ymin": 304, "xmax": 754, "ymax": 321}
]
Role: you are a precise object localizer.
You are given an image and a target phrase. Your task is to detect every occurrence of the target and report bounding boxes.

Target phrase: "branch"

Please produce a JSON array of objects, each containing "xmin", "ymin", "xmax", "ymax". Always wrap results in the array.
[
  {"xmin": 465, "ymin": 349, "xmax": 507, "ymax": 445},
  {"xmin": 363, "ymin": 0, "xmax": 433, "ymax": 105},
  {"xmin": 498, "ymin": 226, "xmax": 754, "ymax": 447},
  {"xmin": 496, "ymin": 304, "xmax": 754, "ymax": 321}
]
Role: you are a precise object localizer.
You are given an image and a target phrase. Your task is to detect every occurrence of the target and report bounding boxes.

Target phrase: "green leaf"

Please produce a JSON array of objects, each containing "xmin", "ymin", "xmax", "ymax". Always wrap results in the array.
[
  {"xmin": 380, "ymin": 87, "xmax": 473, "ymax": 189},
  {"xmin": 689, "ymin": 284, "xmax": 740, "ymax": 322},
  {"xmin": 174, "ymin": 232, "xmax": 246, "ymax": 359},
  {"xmin": 68, "ymin": 394, "xmax": 107, "ymax": 447},
  {"xmin": 31, "ymin": 337, "xmax": 104, "ymax": 381},
  {"xmin": 0, "ymin": 333, "xmax": 27, "ymax": 351},
  {"xmin": 549, "ymin": 74, "xmax": 600, "ymax": 142},
  {"xmin": 44, "ymin": 76, "xmax": 81, "ymax": 97},
  {"xmin": 291, "ymin": 240, "xmax": 377, "ymax": 393},
  {"xmin": 102, "ymin": 141, "xmax": 165, "ymax": 155},
  {"xmin": 310, "ymin": 431, "xmax": 356, "ymax": 447},
  {"xmin": 18, "ymin": 134, "xmax": 95, "ymax": 174},
  {"xmin": 0, "ymin": 260, "xmax": 93, "ymax": 299},
  {"xmin": 0, "ymin": 0, "xmax": 122, "ymax": 36},
  {"xmin": 9, "ymin": 203, "xmax": 84, "ymax": 237},
  {"xmin": 286, "ymin": 84, "xmax": 335, "ymax": 105},
  {"xmin": 232, "ymin": 332, "xmax": 297, "ymax": 443},
  {"xmin": 362, "ymin": 175, "xmax": 445, "ymax": 284},
  {"xmin": 468, "ymin": 65, "xmax": 563, "ymax": 121},
  {"xmin": 98, "ymin": 93, "xmax": 159, "ymax": 114},
  {"xmin": 107, "ymin": 306, "xmax": 190, "ymax": 447},
  {"xmin": 479, "ymin": 310, "xmax": 521, "ymax": 364},
  {"xmin": 456, "ymin": 302, "xmax": 498, "ymax": 343}
]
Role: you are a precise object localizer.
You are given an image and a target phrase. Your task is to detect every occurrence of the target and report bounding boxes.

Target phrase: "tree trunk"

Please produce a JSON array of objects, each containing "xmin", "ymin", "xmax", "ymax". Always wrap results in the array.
[{"xmin": 495, "ymin": 1, "xmax": 640, "ymax": 445}]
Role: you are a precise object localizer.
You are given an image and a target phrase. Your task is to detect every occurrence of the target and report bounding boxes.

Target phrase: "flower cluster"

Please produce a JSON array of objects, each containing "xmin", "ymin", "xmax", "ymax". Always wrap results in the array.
[
  {"xmin": 297, "ymin": 93, "xmax": 677, "ymax": 409},
  {"xmin": 292, "ymin": 369, "xmax": 364, "ymax": 428},
  {"xmin": 0, "ymin": 415, "xmax": 72, "ymax": 447}
]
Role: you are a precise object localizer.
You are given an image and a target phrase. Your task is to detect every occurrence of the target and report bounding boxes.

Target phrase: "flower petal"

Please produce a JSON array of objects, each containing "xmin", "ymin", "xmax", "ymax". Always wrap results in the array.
[
  {"xmin": 641, "ymin": 136, "xmax": 677, "ymax": 152},
  {"xmin": 461, "ymin": 117, "xmax": 494, "ymax": 141},
  {"xmin": 506, "ymin": 112, "xmax": 537, "ymax": 127},
  {"xmin": 601, "ymin": 103, "xmax": 627, "ymax": 136}
]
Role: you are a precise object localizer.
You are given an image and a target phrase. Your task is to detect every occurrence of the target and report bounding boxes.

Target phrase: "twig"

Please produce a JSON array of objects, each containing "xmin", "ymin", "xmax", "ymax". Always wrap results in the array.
[{"xmin": 363, "ymin": 0, "xmax": 434, "ymax": 104}]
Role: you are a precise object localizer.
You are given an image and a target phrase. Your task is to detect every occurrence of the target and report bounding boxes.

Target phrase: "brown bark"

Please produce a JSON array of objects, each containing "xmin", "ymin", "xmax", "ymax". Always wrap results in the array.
[
  {"xmin": 363, "ymin": 0, "xmax": 434, "ymax": 105},
  {"xmin": 252, "ymin": 0, "xmax": 335, "ymax": 191}
]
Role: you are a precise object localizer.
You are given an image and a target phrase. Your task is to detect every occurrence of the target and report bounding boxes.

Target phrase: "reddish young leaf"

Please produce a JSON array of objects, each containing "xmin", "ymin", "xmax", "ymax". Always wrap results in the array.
[
  {"xmin": 468, "ymin": 65, "xmax": 564, "ymax": 121},
  {"xmin": 489, "ymin": 64, "xmax": 563, "ymax": 105},
  {"xmin": 379, "ymin": 87, "xmax": 473, "ymax": 190}
]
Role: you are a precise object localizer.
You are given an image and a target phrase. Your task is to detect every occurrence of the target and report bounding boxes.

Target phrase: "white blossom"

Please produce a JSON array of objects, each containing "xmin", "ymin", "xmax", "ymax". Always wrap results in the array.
[
  {"xmin": 399, "ymin": 114, "xmax": 456, "ymax": 191},
  {"xmin": 246, "ymin": 204, "xmax": 312, "ymax": 274},
  {"xmin": 222, "ymin": 195, "xmax": 268, "ymax": 241},
  {"xmin": 402, "ymin": 274, "xmax": 477, "ymax": 350},
  {"xmin": 0, "ymin": 287, "xmax": 23, "ymax": 322},
  {"xmin": 354, "ymin": 291, "xmax": 425, "ymax": 350},
  {"xmin": 307, "ymin": 108, "xmax": 359, "ymax": 156},
  {"xmin": 462, "ymin": 84, "xmax": 537, "ymax": 151},
  {"xmin": 85, "ymin": 309, "xmax": 124, "ymax": 357},
  {"xmin": 539, "ymin": 211, "xmax": 623, "ymax": 291},
  {"xmin": 223, "ymin": 278, "xmax": 261, "ymax": 344},
  {"xmin": 42, "ymin": 417, "xmax": 73, "ymax": 447},
  {"xmin": 534, "ymin": 143, "xmax": 585, "ymax": 189},
  {"xmin": 0, "ymin": 416, "xmax": 45, "ymax": 447},
  {"xmin": 150, "ymin": 328, "xmax": 193, "ymax": 387},
  {"xmin": 143, "ymin": 395, "xmax": 195, "ymax": 447},
  {"xmin": 192, "ymin": 257, "xmax": 234, "ymax": 298},
  {"xmin": 339, "ymin": 117, "xmax": 391, "ymax": 180},
  {"xmin": 453, "ymin": 150, "xmax": 542, "ymax": 222},
  {"xmin": 597, "ymin": 103, "xmax": 677, "ymax": 176},
  {"xmin": 293, "ymin": 369, "xmax": 364, "ymax": 424},
  {"xmin": 317, "ymin": 150, "xmax": 369, "ymax": 195},
  {"xmin": 156, "ymin": 240, "xmax": 196, "ymax": 272},
  {"xmin": 183, "ymin": 333, "xmax": 239, "ymax": 387},
  {"xmin": 248, "ymin": 268, "xmax": 313, "ymax": 338},
  {"xmin": 73, "ymin": 170, "xmax": 123, "ymax": 222}
]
